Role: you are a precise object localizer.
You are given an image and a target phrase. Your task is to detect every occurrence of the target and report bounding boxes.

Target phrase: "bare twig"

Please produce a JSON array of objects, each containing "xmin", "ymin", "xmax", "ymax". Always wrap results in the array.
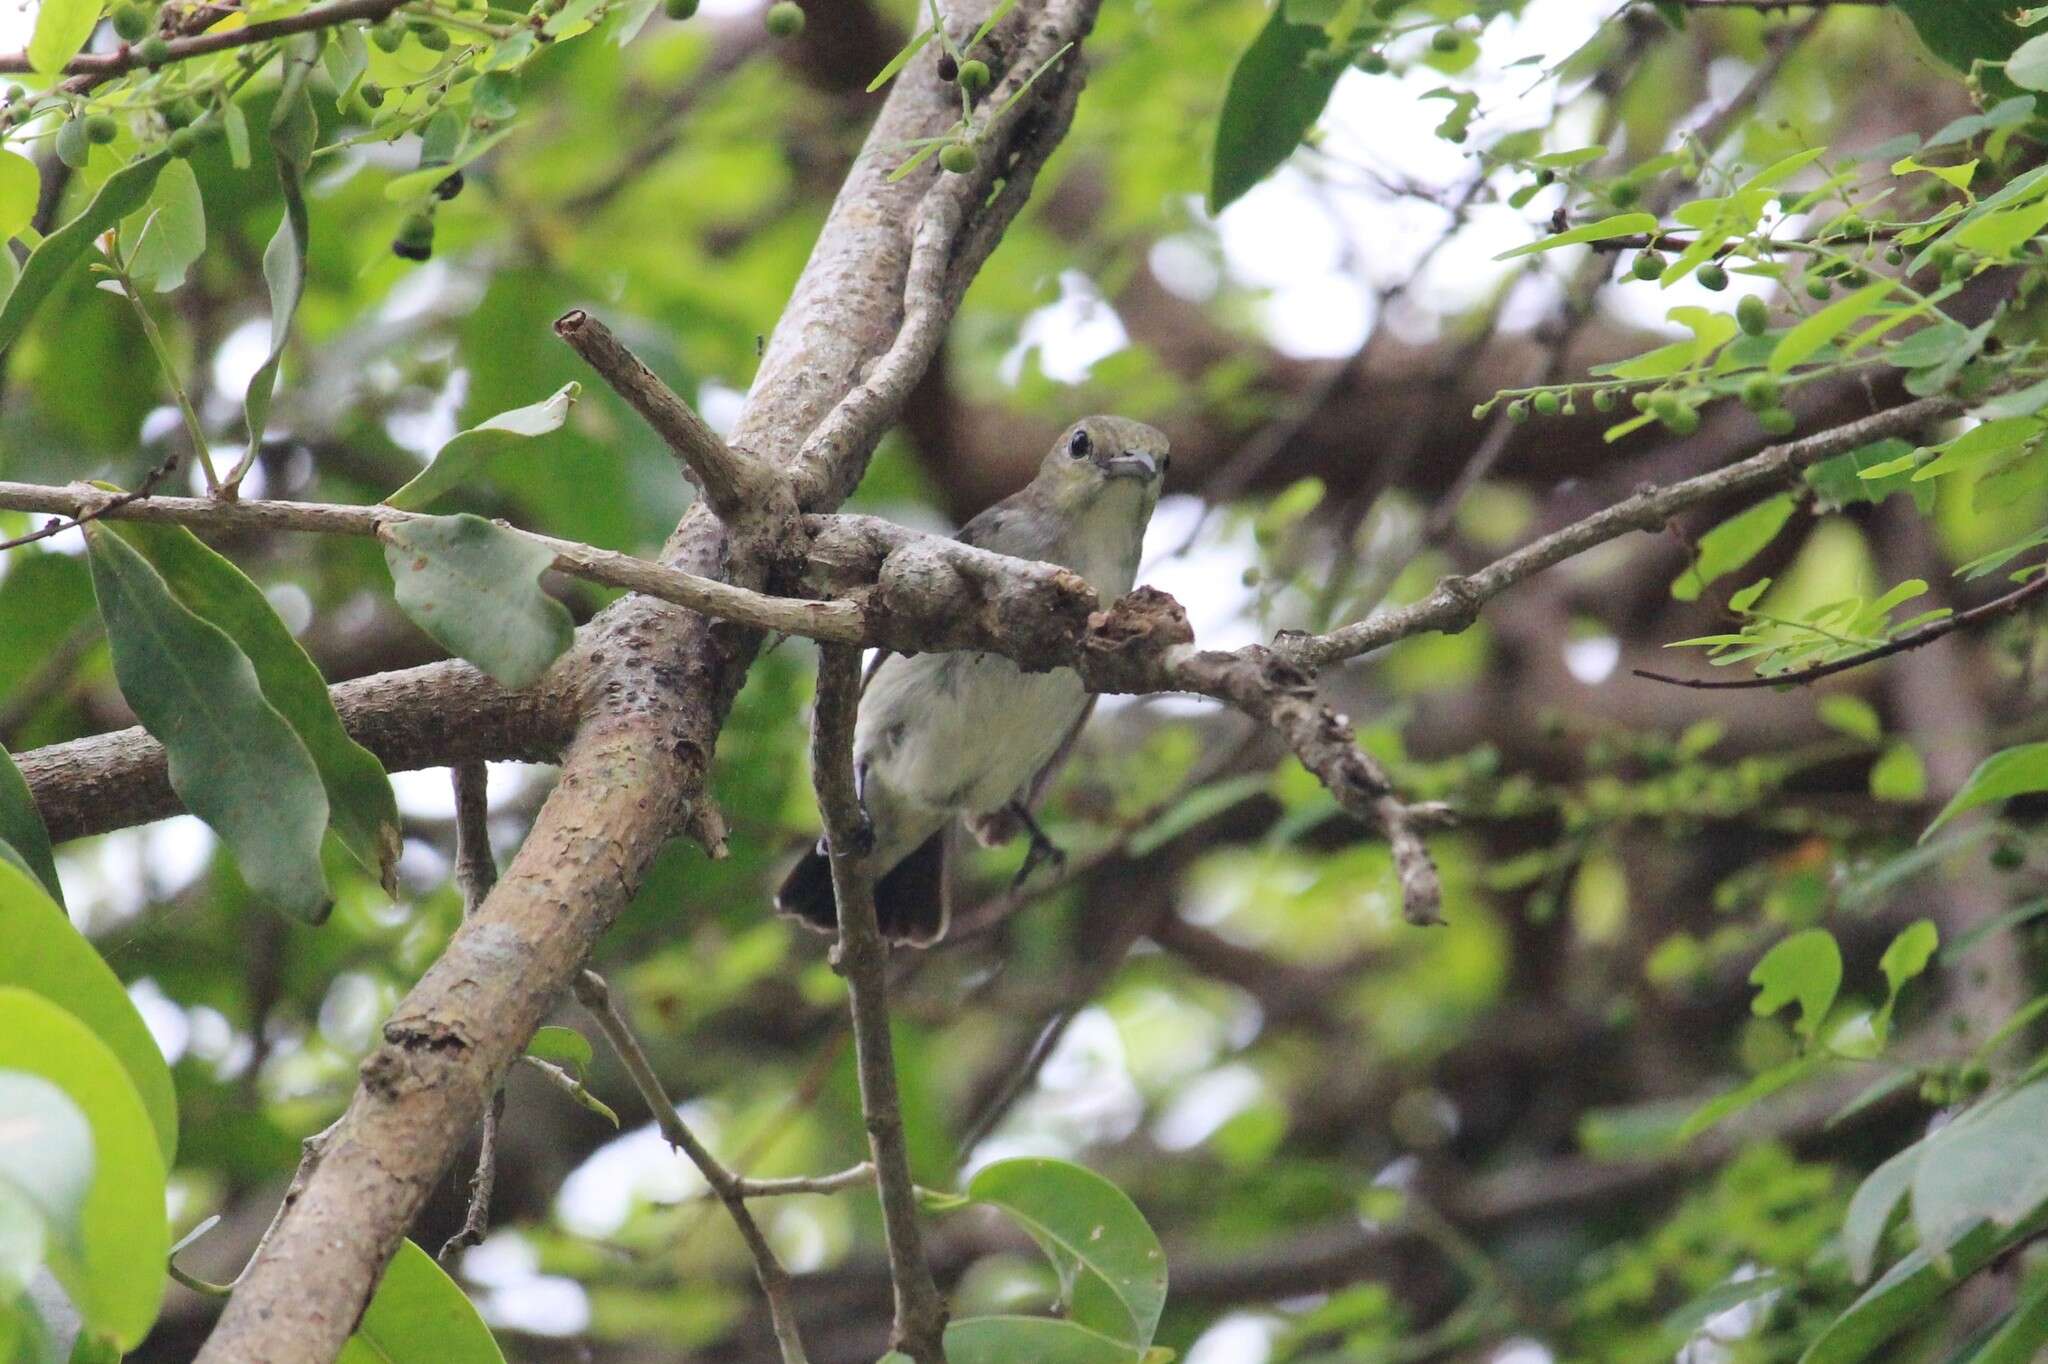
[
  {"xmin": 732, "ymin": 1164, "xmax": 877, "ymax": 1199},
  {"xmin": 553, "ymin": 310, "xmax": 782, "ymax": 522},
  {"xmin": 812, "ymin": 644, "xmax": 949, "ymax": 1364},
  {"xmin": 0, "ymin": 455, "xmax": 178, "ymax": 553},
  {"xmin": 1635, "ymin": 561, "xmax": 2048, "ymax": 690},
  {"xmin": 440, "ymin": 761, "xmax": 502, "ymax": 1263},
  {"xmin": 574, "ymin": 969, "xmax": 811, "ymax": 1364}
]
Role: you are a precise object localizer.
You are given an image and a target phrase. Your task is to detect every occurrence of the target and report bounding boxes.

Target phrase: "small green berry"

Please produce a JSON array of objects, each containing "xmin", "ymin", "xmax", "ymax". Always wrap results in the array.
[
  {"xmin": 1837, "ymin": 214, "xmax": 1867, "ymax": 239},
  {"xmin": 1697, "ymin": 262, "xmax": 1729, "ymax": 291},
  {"xmin": 1632, "ymin": 249, "xmax": 1666, "ymax": 281},
  {"xmin": 372, "ymin": 18, "xmax": 405, "ymax": 50},
  {"xmin": 359, "ymin": 82, "xmax": 385, "ymax": 108},
  {"xmin": 957, "ymin": 58, "xmax": 990, "ymax": 92},
  {"xmin": 1354, "ymin": 50, "xmax": 1389, "ymax": 74},
  {"xmin": 1885, "ymin": 243, "xmax": 1905, "ymax": 265},
  {"xmin": 1737, "ymin": 294, "xmax": 1769, "ymax": 336},
  {"xmin": 1991, "ymin": 841, "xmax": 2025, "ymax": 872},
  {"xmin": 1534, "ymin": 168, "xmax": 1555, "ymax": 187},
  {"xmin": 1608, "ymin": 181, "xmax": 1639, "ymax": 208},
  {"xmin": 1507, "ymin": 400, "xmax": 1530, "ymax": 423},
  {"xmin": 1740, "ymin": 374, "xmax": 1780, "ymax": 411},
  {"xmin": 112, "ymin": 3, "xmax": 150, "ymax": 42},
  {"xmin": 135, "ymin": 34, "xmax": 170, "ymax": 66},
  {"xmin": 1592, "ymin": 388, "xmax": 1616, "ymax": 412},
  {"xmin": 1807, "ymin": 277, "xmax": 1832, "ymax": 300},
  {"xmin": 392, "ymin": 211, "xmax": 435, "ymax": 262},
  {"xmin": 1533, "ymin": 390, "xmax": 1561, "ymax": 416},
  {"xmin": 1430, "ymin": 26, "xmax": 1459, "ymax": 51},
  {"xmin": 938, "ymin": 140, "xmax": 977, "ymax": 175},
  {"xmin": 166, "ymin": 125, "xmax": 196, "ymax": 157},
  {"xmin": 765, "ymin": 1, "xmax": 804, "ymax": 36},
  {"xmin": 1631, "ymin": 391, "xmax": 1653, "ymax": 413},
  {"xmin": 415, "ymin": 22, "xmax": 450, "ymax": 49},
  {"xmin": 664, "ymin": 0, "xmax": 697, "ymax": 17},
  {"xmin": 1661, "ymin": 404, "xmax": 1700, "ymax": 437},
  {"xmin": 85, "ymin": 113, "xmax": 119, "ymax": 144},
  {"xmin": 1757, "ymin": 407, "xmax": 1797, "ymax": 437}
]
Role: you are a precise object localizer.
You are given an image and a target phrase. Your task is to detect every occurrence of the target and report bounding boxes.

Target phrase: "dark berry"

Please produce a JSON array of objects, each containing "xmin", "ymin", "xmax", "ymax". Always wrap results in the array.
[
  {"xmin": 663, "ymin": 0, "xmax": 697, "ymax": 16},
  {"xmin": 936, "ymin": 51, "xmax": 958, "ymax": 82},
  {"xmin": 1431, "ymin": 27, "xmax": 1459, "ymax": 51},
  {"xmin": 393, "ymin": 211, "xmax": 434, "ymax": 261},
  {"xmin": 435, "ymin": 169, "xmax": 465, "ymax": 199}
]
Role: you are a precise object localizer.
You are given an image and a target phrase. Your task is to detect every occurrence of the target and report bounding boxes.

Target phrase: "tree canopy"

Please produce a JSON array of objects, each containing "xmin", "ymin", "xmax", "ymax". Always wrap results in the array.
[{"xmin": 3, "ymin": 0, "xmax": 2048, "ymax": 1362}]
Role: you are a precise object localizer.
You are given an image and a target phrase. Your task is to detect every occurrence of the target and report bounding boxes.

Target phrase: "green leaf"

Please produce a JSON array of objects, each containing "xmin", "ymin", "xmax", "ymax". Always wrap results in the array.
[
  {"xmin": 1208, "ymin": 7, "xmax": 1344, "ymax": 214},
  {"xmin": 1125, "ymin": 773, "xmax": 1268, "ymax": 859},
  {"xmin": 1912, "ymin": 417, "xmax": 2043, "ymax": 483},
  {"xmin": 0, "ymin": 989, "xmax": 167, "ymax": 1350},
  {"xmin": 0, "ymin": 1071, "xmax": 93, "ymax": 1285},
  {"xmin": 243, "ymin": 54, "xmax": 318, "ymax": 469},
  {"xmin": 381, "ymin": 127, "xmax": 515, "ymax": 203},
  {"xmin": 1495, "ymin": 212, "xmax": 1660, "ymax": 261},
  {"xmin": 382, "ymin": 515, "xmax": 574, "ymax": 689},
  {"xmin": 966, "ymin": 1158, "xmax": 1167, "ymax": 1348},
  {"xmin": 83, "ymin": 523, "xmax": 333, "ymax": 923},
  {"xmin": 1801, "ymin": 1214, "xmax": 2047, "ymax": 1364},
  {"xmin": 1925, "ymin": 741, "xmax": 2048, "ymax": 838},
  {"xmin": 386, "ymin": 383, "xmax": 580, "ymax": 510},
  {"xmin": 1893, "ymin": 0, "xmax": 2027, "ymax": 100},
  {"xmin": 0, "ymin": 152, "xmax": 37, "ymax": 242},
  {"xmin": 1870, "ymin": 743, "xmax": 1928, "ymax": 803},
  {"xmin": 336, "ymin": 1239, "xmax": 506, "ymax": 1364},
  {"xmin": 120, "ymin": 159, "xmax": 206, "ymax": 295},
  {"xmin": 526, "ymin": 1025, "xmax": 592, "ymax": 1076},
  {"xmin": 0, "ymin": 153, "xmax": 171, "ymax": 358},
  {"xmin": 1879, "ymin": 920, "xmax": 1939, "ymax": 1010},
  {"xmin": 1910, "ymin": 1081, "xmax": 2048, "ymax": 1268},
  {"xmin": 1676, "ymin": 1057, "xmax": 1819, "ymax": 1143},
  {"xmin": 0, "ymin": 861, "xmax": 176, "ymax": 1163},
  {"xmin": 945, "ymin": 1316, "xmax": 1142, "ymax": 1364},
  {"xmin": 1662, "ymin": 1272, "xmax": 1790, "ymax": 1338},
  {"xmin": 27, "ymin": 0, "xmax": 99, "ymax": 78},
  {"xmin": 1672, "ymin": 494, "xmax": 1795, "ymax": 602},
  {"xmin": 1818, "ymin": 695, "xmax": 1882, "ymax": 743},
  {"xmin": 0, "ymin": 749, "xmax": 60, "ymax": 908},
  {"xmin": 1749, "ymin": 929, "xmax": 1842, "ymax": 1041},
  {"xmin": 1844, "ymin": 1143, "xmax": 1919, "ymax": 1284},
  {"xmin": 865, "ymin": 26, "xmax": 934, "ymax": 93},
  {"xmin": 1962, "ymin": 1263, "xmax": 2048, "ymax": 1364},
  {"xmin": 109, "ymin": 521, "xmax": 400, "ymax": 893},
  {"xmin": 1771, "ymin": 281, "xmax": 1896, "ymax": 374}
]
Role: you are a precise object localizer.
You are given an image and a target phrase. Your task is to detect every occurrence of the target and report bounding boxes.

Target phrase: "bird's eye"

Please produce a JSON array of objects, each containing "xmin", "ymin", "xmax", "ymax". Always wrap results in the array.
[{"xmin": 1068, "ymin": 427, "xmax": 1092, "ymax": 459}]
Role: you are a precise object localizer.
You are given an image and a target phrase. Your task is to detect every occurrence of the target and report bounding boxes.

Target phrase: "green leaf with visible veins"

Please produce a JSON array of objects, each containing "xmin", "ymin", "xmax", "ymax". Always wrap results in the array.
[
  {"xmin": 83, "ymin": 523, "xmax": 333, "ymax": 923},
  {"xmin": 0, "ymin": 153, "xmax": 171, "ymax": 358},
  {"xmin": 967, "ymin": 1157, "xmax": 1168, "ymax": 1348},
  {"xmin": 385, "ymin": 383, "xmax": 580, "ymax": 511},
  {"xmin": 337, "ymin": 1239, "xmax": 506, "ymax": 1364},
  {"xmin": 383, "ymin": 514, "xmax": 574, "ymax": 689},
  {"xmin": 110, "ymin": 521, "xmax": 400, "ymax": 894}
]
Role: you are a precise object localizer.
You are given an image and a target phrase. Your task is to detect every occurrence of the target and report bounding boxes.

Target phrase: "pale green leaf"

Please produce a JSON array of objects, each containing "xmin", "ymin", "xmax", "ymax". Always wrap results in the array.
[
  {"xmin": 0, "ymin": 153, "xmax": 171, "ymax": 358},
  {"xmin": 385, "ymin": 383, "xmax": 580, "ymax": 510},
  {"xmin": 0, "ymin": 151, "xmax": 37, "ymax": 242},
  {"xmin": 382, "ymin": 515, "xmax": 574, "ymax": 689},
  {"xmin": 967, "ymin": 1158, "xmax": 1168, "ymax": 1347},
  {"xmin": 337, "ymin": 1239, "xmax": 506, "ymax": 1364},
  {"xmin": 1495, "ymin": 213, "xmax": 1659, "ymax": 261},
  {"xmin": 1925, "ymin": 741, "xmax": 2048, "ymax": 837},
  {"xmin": 1771, "ymin": 281, "xmax": 1896, "ymax": 374},
  {"xmin": 1749, "ymin": 929, "xmax": 1842, "ymax": 1041},
  {"xmin": 27, "ymin": 0, "xmax": 99, "ymax": 79}
]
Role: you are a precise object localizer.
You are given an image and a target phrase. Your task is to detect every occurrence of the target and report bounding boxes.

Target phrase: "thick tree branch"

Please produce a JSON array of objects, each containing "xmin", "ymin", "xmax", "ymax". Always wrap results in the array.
[
  {"xmin": 812, "ymin": 645, "xmax": 948, "ymax": 1363},
  {"xmin": 189, "ymin": 4, "xmax": 1098, "ymax": 1359}
]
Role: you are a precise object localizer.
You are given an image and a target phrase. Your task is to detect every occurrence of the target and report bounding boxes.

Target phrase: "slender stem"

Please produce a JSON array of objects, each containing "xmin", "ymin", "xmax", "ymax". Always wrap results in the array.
[
  {"xmin": 0, "ymin": 0, "xmax": 408, "ymax": 77},
  {"xmin": 116, "ymin": 272, "xmax": 220, "ymax": 493},
  {"xmin": 574, "ymin": 970, "xmax": 811, "ymax": 1364},
  {"xmin": 812, "ymin": 645, "xmax": 950, "ymax": 1364},
  {"xmin": 440, "ymin": 761, "xmax": 502, "ymax": 1262}
]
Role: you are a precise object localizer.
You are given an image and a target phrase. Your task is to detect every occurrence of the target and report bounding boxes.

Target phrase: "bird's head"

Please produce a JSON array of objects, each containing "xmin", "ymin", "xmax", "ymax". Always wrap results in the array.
[{"xmin": 1030, "ymin": 415, "xmax": 1171, "ymax": 517}]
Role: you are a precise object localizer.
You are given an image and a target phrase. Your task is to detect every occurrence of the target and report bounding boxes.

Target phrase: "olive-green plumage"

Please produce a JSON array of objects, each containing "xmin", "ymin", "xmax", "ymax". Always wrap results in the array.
[{"xmin": 777, "ymin": 415, "xmax": 1169, "ymax": 944}]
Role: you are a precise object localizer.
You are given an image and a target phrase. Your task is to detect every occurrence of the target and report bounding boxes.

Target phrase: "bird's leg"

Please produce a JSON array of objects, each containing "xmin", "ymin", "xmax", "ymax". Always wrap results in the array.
[
  {"xmin": 836, "ymin": 759, "xmax": 877, "ymax": 858},
  {"xmin": 1008, "ymin": 801, "xmax": 1066, "ymax": 889}
]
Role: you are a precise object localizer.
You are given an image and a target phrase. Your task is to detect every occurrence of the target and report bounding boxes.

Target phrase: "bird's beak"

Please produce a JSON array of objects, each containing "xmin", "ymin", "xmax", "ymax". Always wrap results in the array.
[{"xmin": 1104, "ymin": 451, "xmax": 1163, "ymax": 482}]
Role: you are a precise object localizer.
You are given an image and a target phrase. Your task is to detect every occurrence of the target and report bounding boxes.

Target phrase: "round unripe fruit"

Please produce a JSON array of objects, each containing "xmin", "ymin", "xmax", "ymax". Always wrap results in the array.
[
  {"xmin": 1533, "ymin": 391, "xmax": 1560, "ymax": 416},
  {"xmin": 765, "ymin": 1, "xmax": 804, "ymax": 37},
  {"xmin": 1631, "ymin": 391, "xmax": 1653, "ymax": 413},
  {"xmin": 372, "ymin": 18, "xmax": 405, "ymax": 50},
  {"xmin": 1807, "ymin": 277, "xmax": 1832, "ymax": 300},
  {"xmin": 392, "ymin": 211, "xmax": 435, "ymax": 261},
  {"xmin": 957, "ymin": 58, "xmax": 990, "ymax": 92},
  {"xmin": 1632, "ymin": 249, "xmax": 1665, "ymax": 281},
  {"xmin": 1757, "ymin": 407, "xmax": 1796, "ymax": 437},
  {"xmin": 136, "ymin": 34, "xmax": 170, "ymax": 65},
  {"xmin": 435, "ymin": 169, "xmax": 465, "ymax": 199},
  {"xmin": 1506, "ymin": 400, "xmax": 1530, "ymax": 423},
  {"xmin": 936, "ymin": 51, "xmax": 958, "ymax": 82},
  {"xmin": 1697, "ymin": 262, "xmax": 1729, "ymax": 291},
  {"xmin": 1608, "ymin": 181, "xmax": 1638, "ymax": 208},
  {"xmin": 1991, "ymin": 841, "xmax": 2025, "ymax": 872},
  {"xmin": 359, "ymin": 82, "xmax": 384, "ymax": 108},
  {"xmin": 663, "ymin": 0, "xmax": 697, "ymax": 16},
  {"xmin": 939, "ymin": 140, "xmax": 977, "ymax": 175},
  {"xmin": 1430, "ymin": 27, "xmax": 1459, "ymax": 51},
  {"xmin": 415, "ymin": 23, "xmax": 450, "ymax": 49},
  {"xmin": 112, "ymin": 4, "xmax": 150, "ymax": 41},
  {"xmin": 1661, "ymin": 405, "xmax": 1700, "ymax": 437},
  {"xmin": 1885, "ymin": 244, "xmax": 1905, "ymax": 265},
  {"xmin": 1737, "ymin": 294, "xmax": 1768, "ymax": 336},
  {"xmin": 1592, "ymin": 388, "xmax": 1616, "ymax": 412},
  {"xmin": 1355, "ymin": 51, "xmax": 1389, "ymax": 74},
  {"xmin": 1740, "ymin": 375, "xmax": 1779, "ymax": 411},
  {"xmin": 166, "ymin": 126, "xmax": 196, "ymax": 157},
  {"xmin": 85, "ymin": 113, "xmax": 118, "ymax": 144}
]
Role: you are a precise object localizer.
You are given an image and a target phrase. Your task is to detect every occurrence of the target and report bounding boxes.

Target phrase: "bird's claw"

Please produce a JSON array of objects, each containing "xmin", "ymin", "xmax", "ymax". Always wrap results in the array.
[{"xmin": 1008, "ymin": 802, "xmax": 1067, "ymax": 889}]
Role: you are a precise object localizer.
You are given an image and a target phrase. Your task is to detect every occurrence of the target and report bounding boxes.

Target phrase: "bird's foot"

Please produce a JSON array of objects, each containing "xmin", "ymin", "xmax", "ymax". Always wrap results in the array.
[{"xmin": 1008, "ymin": 802, "xmax": 1067, "ymax": 889}]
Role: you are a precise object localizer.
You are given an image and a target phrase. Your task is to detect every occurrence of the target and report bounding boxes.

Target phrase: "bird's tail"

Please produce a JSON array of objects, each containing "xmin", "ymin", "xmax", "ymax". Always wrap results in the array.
[{"xmin": 774, "ymin": 832, "xmax": 949, "ymax": 946}]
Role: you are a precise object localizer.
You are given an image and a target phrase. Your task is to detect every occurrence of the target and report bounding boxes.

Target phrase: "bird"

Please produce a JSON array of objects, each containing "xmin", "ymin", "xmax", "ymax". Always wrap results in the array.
[{"xmin": 776, "ymin": 415, "xmax": 1170, "ymax": 946}]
